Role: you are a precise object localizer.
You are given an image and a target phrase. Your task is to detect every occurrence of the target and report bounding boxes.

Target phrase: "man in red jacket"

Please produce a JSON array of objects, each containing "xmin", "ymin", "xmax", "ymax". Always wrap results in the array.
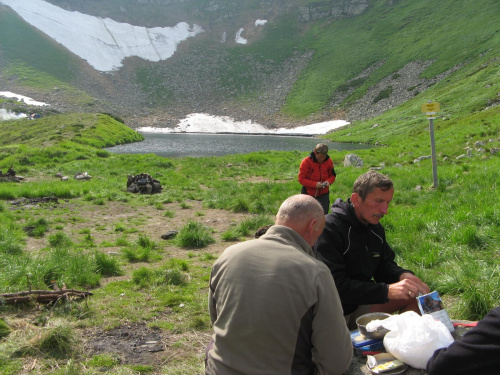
[{"xmin": 298, "ymin": 143, "xmax": 336, "ymax": 214}]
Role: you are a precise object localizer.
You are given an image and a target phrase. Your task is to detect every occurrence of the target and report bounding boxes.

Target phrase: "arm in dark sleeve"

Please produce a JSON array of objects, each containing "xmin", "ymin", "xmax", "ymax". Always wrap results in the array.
[
  {"xmin": 427, "ymin": 306, "xmax": 500, "ymax": 375},
  {"xmin": 372, "ymin": 228, "xmax": 413, "ymax": 283},
  {"xmin": 314, "ymin": 219, "xmax": 389, "ymax": 310}
]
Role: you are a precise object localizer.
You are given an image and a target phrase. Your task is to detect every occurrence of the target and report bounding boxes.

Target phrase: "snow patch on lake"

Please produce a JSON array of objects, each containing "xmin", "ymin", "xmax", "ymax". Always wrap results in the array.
[{"xmin": 138, "ymin": 113, "xmax": 349, "ymax": 135}]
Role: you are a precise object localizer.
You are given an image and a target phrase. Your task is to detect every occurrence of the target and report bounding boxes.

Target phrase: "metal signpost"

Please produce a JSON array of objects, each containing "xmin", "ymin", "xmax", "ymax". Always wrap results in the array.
[{"xmin": 421, "ymin": 101, "xmax": 440, "ymax": 188}]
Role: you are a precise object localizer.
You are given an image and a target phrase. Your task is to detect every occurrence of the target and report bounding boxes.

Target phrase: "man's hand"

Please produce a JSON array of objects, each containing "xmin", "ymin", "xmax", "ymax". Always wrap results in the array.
[
  {"xmin": 400, "ymin": 272, "xmax": 430, "ymax": 295},
  {"xmin": 387, "ymin": 273, "xmax": 430, "ymax": 300}
]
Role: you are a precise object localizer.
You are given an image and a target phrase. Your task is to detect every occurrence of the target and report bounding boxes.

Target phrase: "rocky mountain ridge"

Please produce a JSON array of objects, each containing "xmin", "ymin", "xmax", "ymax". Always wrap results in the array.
[
  {"xmin": 2, "ymin": 0, "xmax": 493, "ymax": 130},
  {"xmin": 1, "ymin": 0, "xmax": 387, "ymax": 129}
]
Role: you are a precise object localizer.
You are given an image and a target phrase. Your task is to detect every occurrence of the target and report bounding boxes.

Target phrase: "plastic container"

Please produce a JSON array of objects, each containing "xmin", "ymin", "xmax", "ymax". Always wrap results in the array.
[{"xmin": 366, "ymin": 352, "xmax": 408, "ymax": 374}]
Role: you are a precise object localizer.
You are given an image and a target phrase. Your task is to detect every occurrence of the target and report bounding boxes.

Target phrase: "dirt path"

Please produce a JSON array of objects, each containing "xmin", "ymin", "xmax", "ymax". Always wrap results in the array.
[{"xmin": 22, "ymin": 197, "xmax": 252, "ymax": 256}]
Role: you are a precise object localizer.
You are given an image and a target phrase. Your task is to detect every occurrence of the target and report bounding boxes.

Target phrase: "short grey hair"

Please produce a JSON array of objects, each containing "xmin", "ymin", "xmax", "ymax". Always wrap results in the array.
[
  {"xmin": 276, "ymin": 194, "xmax": 324, "ymax": 226},
  {"xmin": 353, "ymin": 171, "xmax": 393, "ymax": 200}
]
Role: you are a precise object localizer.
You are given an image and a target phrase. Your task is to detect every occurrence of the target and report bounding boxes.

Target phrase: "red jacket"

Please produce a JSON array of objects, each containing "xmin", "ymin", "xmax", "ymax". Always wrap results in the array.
[{"xmin": 298, "ymin": 152, "xmax": 336, "ymax": 197}]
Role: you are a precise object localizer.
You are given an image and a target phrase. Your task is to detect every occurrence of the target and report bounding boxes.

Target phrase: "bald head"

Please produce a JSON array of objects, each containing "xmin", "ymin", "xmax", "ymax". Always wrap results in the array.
[{"xmin": 275, "ymin": 195, "xmax": 325, "ymax": 246}]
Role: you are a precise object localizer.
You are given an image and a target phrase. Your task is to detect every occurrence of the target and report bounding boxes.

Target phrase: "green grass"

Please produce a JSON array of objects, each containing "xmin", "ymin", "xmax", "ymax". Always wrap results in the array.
[
  {"xmin": 0, "ymin": 319, "xmax": 11, "ymax": 339},
  {"xmin": 221, "ymin": 214, "xmax": 273, "ymax": 241},
  {"xmin": 25, "ymin": 218, "xmax": 49, "ymax": 238},
  {"xmin": 94, "ymin": 251, "xmax": 123, "ymax": 277},
  {"xmin": 0, "ymin": 8, "xmax": 82, "ymax": 85},
  {"xmin": 0, "ymin": 1, "xmax": 499, "ymax": 372},
  {"xmin": 122, "ymin": 245, "xmax": 162, "ymax": 263},
  {"xmin": 12, "ymin": 325, "xmax": 77, "ymax": 359},
  {"xmin": 174, "ymin": 220, "xmax": 216, "ymax": 248},
  {"xmin": 0, "ymin": 113, "xmax": 143, "ymax": 150},
  {"xmin": 85, "ymin": 353, "xmax": 120, "ymax": 369},
  {"xmin": 0, "ymin": 118, "xmax": 498, "ymax": 373}
]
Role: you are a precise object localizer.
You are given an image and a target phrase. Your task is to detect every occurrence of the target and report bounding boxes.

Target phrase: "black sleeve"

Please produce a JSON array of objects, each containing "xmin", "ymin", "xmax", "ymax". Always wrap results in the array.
[
  {"xmin": 426, "ymin": 306, "xmax": 500, "ymax": 375},
  {"xmin": 372, "ymin": 227, "xmax": 412, "ymax": 284}
]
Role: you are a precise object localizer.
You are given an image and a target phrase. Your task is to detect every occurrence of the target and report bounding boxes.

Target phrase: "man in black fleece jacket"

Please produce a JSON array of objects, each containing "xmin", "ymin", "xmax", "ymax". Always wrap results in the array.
[{"xmin": 314, "ymin": 171, "xmax": 429, "ymax": 329}]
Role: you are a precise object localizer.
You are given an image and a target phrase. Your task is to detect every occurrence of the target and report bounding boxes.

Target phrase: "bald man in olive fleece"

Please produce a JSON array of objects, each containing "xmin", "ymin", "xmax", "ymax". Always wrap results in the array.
[{"xmin": 206, "ymin": 194, "xmax": 352, "ymax": 375}]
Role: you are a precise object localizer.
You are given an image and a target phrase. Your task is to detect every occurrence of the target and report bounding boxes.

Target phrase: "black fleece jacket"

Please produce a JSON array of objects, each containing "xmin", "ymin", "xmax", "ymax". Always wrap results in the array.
[
  {"xmin": 314, "ymin": 198, "xmax": 411, "ymax": 315},
  {"xmin": 427, "ymin": 306, "xmax": 500, "ymax": 375}
]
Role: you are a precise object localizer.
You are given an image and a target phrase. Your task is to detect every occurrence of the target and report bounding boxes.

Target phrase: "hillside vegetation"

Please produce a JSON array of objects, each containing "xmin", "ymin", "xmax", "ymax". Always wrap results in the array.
[{"xmin": 0, "ymin": 0, "xmax": 499, "ymax": 126}]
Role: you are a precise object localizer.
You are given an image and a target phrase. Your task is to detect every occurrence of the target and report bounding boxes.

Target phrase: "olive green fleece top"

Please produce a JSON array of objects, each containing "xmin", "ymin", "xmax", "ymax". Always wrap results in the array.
[{"xmin": 206, "ymin": 225, "xmax": 352, "ymax": 375}]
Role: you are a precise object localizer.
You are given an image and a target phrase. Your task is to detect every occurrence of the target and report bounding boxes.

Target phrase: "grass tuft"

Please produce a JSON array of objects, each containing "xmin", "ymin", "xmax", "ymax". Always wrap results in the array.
[
  {"xmin": 0, "ymin": 319, "xmax": 11, "ymax": 338},
  {"xmin": 14, "ymin": 325, "xmax": 77, "ymax": 359},
  {"xmin": 175, "ymin": 221, "xmax": 215, "ymax": 248}
]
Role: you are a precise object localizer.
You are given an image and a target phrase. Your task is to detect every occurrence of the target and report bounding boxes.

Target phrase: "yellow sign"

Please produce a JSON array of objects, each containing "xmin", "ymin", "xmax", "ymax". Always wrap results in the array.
[{"xmin": 421, "ymin": 102, "xmax": 440, "ymax": 113}]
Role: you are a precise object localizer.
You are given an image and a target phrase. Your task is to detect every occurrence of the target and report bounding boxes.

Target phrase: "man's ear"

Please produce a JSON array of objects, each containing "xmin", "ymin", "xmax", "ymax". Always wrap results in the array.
[
  {"xmin": 307, "ymin": 217, "xmax": 317, "ymax": 234},
  {"xmin": 351, "ymin": 192, "xmax": 359, "ymax": 207},
  {"xmin": 303, "ymin": 218, "xmax": 320, "ymax": 246}
]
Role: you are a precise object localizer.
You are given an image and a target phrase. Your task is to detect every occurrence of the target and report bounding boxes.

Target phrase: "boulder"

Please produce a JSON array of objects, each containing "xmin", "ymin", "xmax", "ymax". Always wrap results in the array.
[
  {"xmin": 344, "ymin": 154, "xmax": 364, "ymax": 167},
  {"xmin": 414, "ymin": 155, "xmax": 431, "ymax": 163},
  {"xmin": 74, "ymin": 172, "xmax": 92, "ymax": 180},
  {"xmin": 161, "ymin": 230, "xmax": 178, "ymax": 240}
]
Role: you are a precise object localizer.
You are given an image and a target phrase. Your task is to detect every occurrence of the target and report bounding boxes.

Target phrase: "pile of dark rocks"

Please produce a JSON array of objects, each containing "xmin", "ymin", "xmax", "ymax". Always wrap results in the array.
[
  {"xmin": 0, "ymin": 166, "xmax": 24, "ymax": 183},
  {"xmin": 127, "ymin": 173, "xmax": 162, "ymax": 194}
]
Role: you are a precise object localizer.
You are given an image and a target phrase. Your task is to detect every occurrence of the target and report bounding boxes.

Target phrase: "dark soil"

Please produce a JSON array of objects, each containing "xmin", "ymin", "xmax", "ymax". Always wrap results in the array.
[{"xmin": 84, "ymin": 323, "xmax": 168, "ymax": 366}]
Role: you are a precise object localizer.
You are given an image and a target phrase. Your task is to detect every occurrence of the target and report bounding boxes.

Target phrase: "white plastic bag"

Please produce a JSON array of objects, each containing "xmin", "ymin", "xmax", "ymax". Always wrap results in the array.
[{"xmin": 379, "ymin": 311, "xmax": 454, "ymax": 369}]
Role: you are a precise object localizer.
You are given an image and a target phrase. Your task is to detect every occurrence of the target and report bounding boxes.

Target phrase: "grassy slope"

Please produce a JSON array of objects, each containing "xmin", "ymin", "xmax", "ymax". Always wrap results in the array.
[
  {"xmin": 0, "ymin": 6, "xmax": 96, "ymax": 108},
  {"xmin": 0, "ymin": 0, "xmax": 497, "ymax": 325},
  {"xmin": 283, "ymin": 0, "xmax": 500, "ymax": 117},
  {"xmin": 0, "ymin": 113, "xmax": 143, "ymax": 148},
  {"xmin": 326, "ymin": 53, "xmax": 500, "ymax": 148},
  {"xmin": 0, "ymin": 113, "xmax": 144, "ymax": 180},
  {"xmin": 0, "ymin": 7, "xmax": 79, "ymax": 83}
]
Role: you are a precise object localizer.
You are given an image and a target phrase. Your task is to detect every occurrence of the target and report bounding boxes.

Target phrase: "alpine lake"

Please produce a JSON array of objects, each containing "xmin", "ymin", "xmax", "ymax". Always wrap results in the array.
[{"xmin": 105, "ymin": 133, "xmax": 373, "ymax": 158}]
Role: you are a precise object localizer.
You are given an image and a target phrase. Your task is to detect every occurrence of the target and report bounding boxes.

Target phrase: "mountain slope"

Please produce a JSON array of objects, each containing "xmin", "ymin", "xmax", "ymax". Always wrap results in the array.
[
  {"xmin": 0, "ymin": 0, "xmax": 499, "ymax": 130},
  {"xmin": 288, "ymin": 0, "xmax": 500, "ymax": 120}
]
